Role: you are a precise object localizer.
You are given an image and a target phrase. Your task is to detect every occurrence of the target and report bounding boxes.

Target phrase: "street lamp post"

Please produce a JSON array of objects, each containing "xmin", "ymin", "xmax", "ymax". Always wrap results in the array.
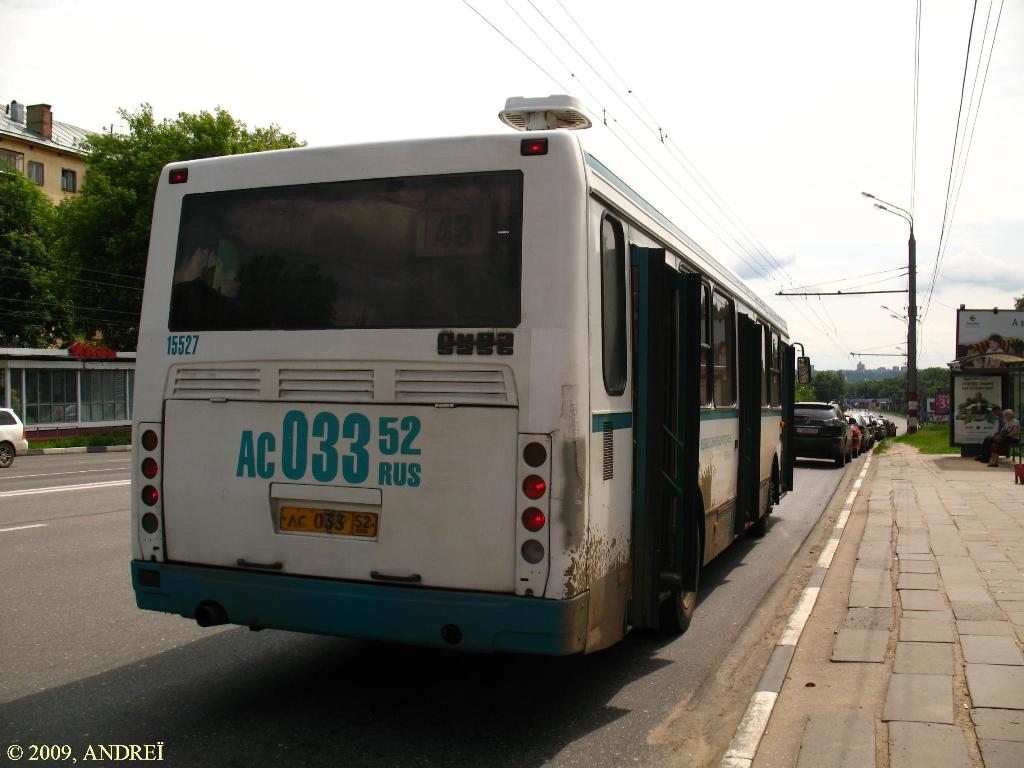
[{"xmin": 863, "ymin": 192, "xmax": 918, "ymax": 434}]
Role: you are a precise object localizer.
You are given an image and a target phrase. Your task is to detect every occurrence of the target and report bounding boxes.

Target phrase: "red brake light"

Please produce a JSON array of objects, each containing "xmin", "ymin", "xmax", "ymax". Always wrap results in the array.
[
  {"xmin": 141, "ymin": 457, "xmax": 158, "ymax": 479},
  {"xmin": 169, "ymin": 168, "xmax": 188, "ymax": 184},
  {"xmin": 141, "ymin": 430, "xmax": 159, "ymax": 451},
  {"xmin": 522, "ymin": 507, "xmax": 546, "ymax": 532},
  {"xmin": 142, "ymin": 485, "xmax": 160, "ymax": 506},
  {"xmin": 523, "ymin": 475, "xmax": 546, "ymax": 500},
  {"xmin": 520, "ymin": 138, "xmax": 548, "ymax": 156}
]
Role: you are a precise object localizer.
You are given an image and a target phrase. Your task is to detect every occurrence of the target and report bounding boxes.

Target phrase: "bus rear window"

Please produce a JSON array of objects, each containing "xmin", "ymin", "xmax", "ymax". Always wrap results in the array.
[{"xmin": 168, "ymin": 171, "xmax": 522, "ymax": 331}]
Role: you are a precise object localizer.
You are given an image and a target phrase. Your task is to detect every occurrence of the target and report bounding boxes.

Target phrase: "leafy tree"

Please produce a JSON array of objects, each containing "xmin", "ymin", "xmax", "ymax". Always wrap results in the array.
[
  {"xmin": 1015, "ymin": 294, "xmax": 1023, "ymax": 311},
  {"xmin": 0, "ymin": 170, "xmax": 71, "ymax": 346},
  {"xmin": 795, "ymin": 382, "xmax": 815, "ymax": 402},
  {"xmin": 810, "ymin": 369, "xmax": 846, "ymax": 406},
  {"xmin": 58, "ymin": 105, "xmax": 303, "ymax": 348}
]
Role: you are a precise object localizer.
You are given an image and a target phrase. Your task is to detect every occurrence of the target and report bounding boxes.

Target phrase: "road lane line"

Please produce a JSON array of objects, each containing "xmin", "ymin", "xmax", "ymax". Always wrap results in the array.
[
  {"xmin": 0, "ymin": 480, "xmax": 130, "ymax": 498},
  {"xmin": 1, "ymin": 466, "xmax": 130, "ymax": 481},
  {"xmin": 0, "ymin": 523, "xmax": 49, "ymax": 533}
]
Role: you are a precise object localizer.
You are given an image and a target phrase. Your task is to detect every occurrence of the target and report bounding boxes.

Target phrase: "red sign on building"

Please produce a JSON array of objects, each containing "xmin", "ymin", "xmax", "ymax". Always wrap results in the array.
[{"xmin": 69, "ymin": 341, "xmax": 118, "ymax": 360}]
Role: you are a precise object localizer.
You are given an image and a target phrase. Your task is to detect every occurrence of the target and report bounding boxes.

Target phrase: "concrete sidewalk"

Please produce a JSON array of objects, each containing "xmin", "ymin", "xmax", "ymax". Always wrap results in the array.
[{"xmin": 751, "ymin": 444, "xmax": 1024, "ymax": 767}]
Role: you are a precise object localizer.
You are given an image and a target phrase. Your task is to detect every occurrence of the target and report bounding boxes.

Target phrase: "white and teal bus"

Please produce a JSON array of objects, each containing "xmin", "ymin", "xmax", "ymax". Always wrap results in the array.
[{"xmin": 131, "ymin": 96, "xmax": 795, "ymax": 655}]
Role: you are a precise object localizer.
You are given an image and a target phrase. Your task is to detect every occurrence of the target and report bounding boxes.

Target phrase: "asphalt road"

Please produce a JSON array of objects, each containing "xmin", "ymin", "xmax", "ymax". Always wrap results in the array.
[{"xmin": 1, "ymin": 450, "xmax": 857, "ymax": 767}]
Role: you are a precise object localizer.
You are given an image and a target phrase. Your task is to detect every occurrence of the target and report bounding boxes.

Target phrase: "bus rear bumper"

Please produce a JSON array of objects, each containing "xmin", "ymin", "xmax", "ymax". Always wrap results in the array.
[{"xmin": 131, "ymin": 561, "xmax": 588, "ymax": 656}]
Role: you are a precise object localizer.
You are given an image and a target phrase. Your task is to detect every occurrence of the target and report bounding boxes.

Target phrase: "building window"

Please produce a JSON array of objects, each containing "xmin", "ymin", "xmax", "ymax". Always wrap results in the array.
[
  {"xmin": 0, "ymin": 148, "xmax": 25, "ymax": 173},
  {"xmin": 27, "ymin": 161, "xmax": 44, "ymax": 186},
  {"xmin": 600, "ymin": 215, "xmax": 627, "ymax": 396},
  {"xmin": 61, "ymin": 168, "xmax": 77, "ymax": 193},
  {"xmin": 81, "ymin": 369, "xmax": 129, "ymax": 422},
  {"xmin": 712, "ymin": 290, "xmax": 736, "ymax": 407},
  {"xmin": 21, "ymin": 369, "xmax": 78, "ymax": 424}
]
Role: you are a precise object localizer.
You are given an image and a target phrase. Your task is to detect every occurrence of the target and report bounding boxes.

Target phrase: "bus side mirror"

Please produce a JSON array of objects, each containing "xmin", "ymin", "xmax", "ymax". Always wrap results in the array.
[{"xmin": 797, "ymin": 357, "xmax": 811, "ymax": 385}]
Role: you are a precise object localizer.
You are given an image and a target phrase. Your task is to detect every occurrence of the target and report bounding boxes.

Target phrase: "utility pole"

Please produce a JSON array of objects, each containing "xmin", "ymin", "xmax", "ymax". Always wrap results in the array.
[
  {"xmin": 907, "ymin": 226, "xmax": 918, "ymax": 434},
  {"xmin": 862, "ymin": 192, "xmax": 918, "ymax": 433}
]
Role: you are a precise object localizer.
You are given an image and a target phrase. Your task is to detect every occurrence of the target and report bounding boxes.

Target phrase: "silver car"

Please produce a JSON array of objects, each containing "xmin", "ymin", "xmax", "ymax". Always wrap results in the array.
[{"xmin": 0, "ymin": 408, "xmax": 29, "ymax": 468}]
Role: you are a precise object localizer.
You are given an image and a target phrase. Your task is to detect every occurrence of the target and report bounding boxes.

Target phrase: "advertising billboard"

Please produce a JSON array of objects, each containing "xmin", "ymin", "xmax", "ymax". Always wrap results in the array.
[
  {"xmin": 951, "ymin": 374, "xmax": 1005, "ymax": 445},
  {"xmin": 956, "ymin": 309, "xmax": 1024, "ymax": 368}
]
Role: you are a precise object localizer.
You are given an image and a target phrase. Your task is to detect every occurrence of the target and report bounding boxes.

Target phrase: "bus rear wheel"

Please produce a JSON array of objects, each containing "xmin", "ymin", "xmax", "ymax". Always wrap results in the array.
[{"xmin": 660, "ymin": 525, "xmax": 700, "ymax": 634}]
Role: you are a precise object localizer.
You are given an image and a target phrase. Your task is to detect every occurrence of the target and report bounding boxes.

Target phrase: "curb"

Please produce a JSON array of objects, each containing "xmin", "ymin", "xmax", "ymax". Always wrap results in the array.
[
  {"xmin": 24, "ymin": 445, "xmax": 132, "ymax": 456},
  {"xmin": 721, "ymin": 454, "xmax": 874, "ymax": 768}
]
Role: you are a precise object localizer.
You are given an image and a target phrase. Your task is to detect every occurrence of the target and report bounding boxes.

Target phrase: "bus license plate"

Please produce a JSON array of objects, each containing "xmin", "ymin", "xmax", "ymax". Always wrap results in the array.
[{"xmin": 279, "ymin": 507, "xmax": 379, "ymax": 538}]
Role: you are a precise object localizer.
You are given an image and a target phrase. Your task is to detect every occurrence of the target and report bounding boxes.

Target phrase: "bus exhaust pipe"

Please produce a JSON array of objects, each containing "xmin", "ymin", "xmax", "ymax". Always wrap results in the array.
[{"xmin": 195, "ymin": 603, "xmax": 228, "ymax": 627}]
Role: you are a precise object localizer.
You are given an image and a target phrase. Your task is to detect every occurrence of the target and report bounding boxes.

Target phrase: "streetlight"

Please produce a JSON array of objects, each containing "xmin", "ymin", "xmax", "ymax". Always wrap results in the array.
[{"xmin": 863, "ymin": 191, "xmax": 918, "ymax": 433}]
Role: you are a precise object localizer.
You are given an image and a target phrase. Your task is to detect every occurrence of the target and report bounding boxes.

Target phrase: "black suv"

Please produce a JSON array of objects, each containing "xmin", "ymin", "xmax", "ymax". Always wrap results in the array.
[{"xmin": 794, "ymin": 402, "xmax": 852, "ymax": 467}]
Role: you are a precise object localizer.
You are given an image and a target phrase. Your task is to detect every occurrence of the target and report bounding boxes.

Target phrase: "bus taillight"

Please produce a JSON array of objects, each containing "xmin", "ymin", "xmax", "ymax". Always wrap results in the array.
[
  {"xmin": 522, "ymin": 475, "xmax": 546, "ymax": 499},
  {"xmin": 141, "ymin": 457, "xmax": 158, "ymax": 479},
  {"xmin": 142, "ymin": 485, "xmax": 160, "ymax": 506},
  {"xmin": 523, "ymin": 442, "xmax": 547, "ymax": 467},
  {"xmin": 522, "ymin": 507, "xmax": 546, "ymax": 532},
  {"xmin": 142, "ymin": 430, "xmax": 159, "ymax": 451}
]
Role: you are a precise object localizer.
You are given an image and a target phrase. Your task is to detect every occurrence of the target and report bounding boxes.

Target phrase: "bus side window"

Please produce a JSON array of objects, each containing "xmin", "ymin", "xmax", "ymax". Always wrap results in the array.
[
  {"xmin": 712, "ymin": 290, "xmax": 736, "ymax": 407},
  {"xmin": 700, "ymin": 283, "xmax": 713, "ymax": 405},
  {"xmin": 760, "ymin": 322, "xmax": 770, "ymax": 407},
  {"xmin": 600, "ymin": 215, "xmax": 627, "ymax": 396},
  {"xmin": 770, "ymin": 332, "xmax": 782, "ymax": 406}
]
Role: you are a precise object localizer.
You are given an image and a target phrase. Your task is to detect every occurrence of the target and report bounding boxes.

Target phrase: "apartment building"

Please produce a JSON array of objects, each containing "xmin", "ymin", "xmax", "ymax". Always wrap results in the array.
[{"xmin": 1, "ymin": 100, "xmax": 91, "ymax": 204}]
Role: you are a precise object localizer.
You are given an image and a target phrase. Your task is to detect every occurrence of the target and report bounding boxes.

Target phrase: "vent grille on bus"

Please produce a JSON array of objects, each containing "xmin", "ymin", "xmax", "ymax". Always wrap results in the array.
[
  {"xmin": 278, "ymin": 369, "xmax": 374, "ymax": 402},
  {"xmin": 172, "ymin": 368, "xmax": 261, "ymax": 400},
  {"xmin": 394, "ymin": 369, "xmax": 510, "ymax": 405},
  {"xmin": 602, "ymin": 422, "xmax": 614, "ymax": 480}
]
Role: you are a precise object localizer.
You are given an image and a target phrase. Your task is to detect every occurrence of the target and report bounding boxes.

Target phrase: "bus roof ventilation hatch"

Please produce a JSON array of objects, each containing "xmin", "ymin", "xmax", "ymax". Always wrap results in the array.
[{"xmin": 498, "ymin": 95, "xmax": 592, "ymax": 132}]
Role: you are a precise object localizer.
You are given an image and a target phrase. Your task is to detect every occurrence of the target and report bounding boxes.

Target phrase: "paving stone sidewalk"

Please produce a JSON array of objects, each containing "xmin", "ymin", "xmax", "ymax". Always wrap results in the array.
[{"xmin": 756, "ymin": 445, "xmax": 1024, "ymax": 768}]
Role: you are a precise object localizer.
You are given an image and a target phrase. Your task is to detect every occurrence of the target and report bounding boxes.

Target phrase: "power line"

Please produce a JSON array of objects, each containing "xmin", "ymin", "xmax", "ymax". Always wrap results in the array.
[
  {"xmin": 0, "ymin": 265, "xmax": 144, "ymax": 293},
  {"xmin": 924, "ymin": 0, "xmax": 1003, "ymax": 323},
  {"xmin": 464, "ymin": 2, "xmax": 847, "ymax": 356},
  {"xmin": 535, "ymin": 0, "xmax": 794, "ymax": 285},
  {"xmin": 787, "ymin": 264, "xmax": 910, "ymax": 292},
  {"xmin": 460, "ymin": 0, "xmax": 569, "ymax": 91}
]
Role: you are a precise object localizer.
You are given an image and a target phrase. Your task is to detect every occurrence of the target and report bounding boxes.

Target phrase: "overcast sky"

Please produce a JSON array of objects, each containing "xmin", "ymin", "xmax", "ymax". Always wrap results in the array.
[{"xmin": 3, "ymin": 0, "xmax": 1021, "ymax": 370}]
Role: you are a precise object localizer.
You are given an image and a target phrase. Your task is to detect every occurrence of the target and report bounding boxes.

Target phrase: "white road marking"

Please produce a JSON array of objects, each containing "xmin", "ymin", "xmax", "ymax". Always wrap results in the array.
[
  {"xmin": 816, "ymin": 537, "xmax": 840, "ymax": 569},
  {"xmin": 0, "ymin": 479, "xmax": 130, "ymax": 499},
  {"xmin": 1, "ymin": 466, "xmax": 130, "ymax": 481},
  {"xmin": 0, "ymin": 523, "xmax": 48, "ymax": 533},
  {"xmin": 836, "ymin": 508, "xmax": 851, "ymax": 529},
  {"xmin": 779, "ymin": 586, "xmax": 821, "ymax": 646},
  {"xmin": 722, "ymin": 690, "xmax": 779, "ymax": 761}
]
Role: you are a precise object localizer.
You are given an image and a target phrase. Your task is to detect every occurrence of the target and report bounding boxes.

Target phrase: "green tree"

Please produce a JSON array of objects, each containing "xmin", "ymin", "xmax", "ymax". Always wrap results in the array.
[
  {"xmin": 810, "ymin": 370, "xmax": 846, "ymax": 406},
  {"xmin": 0, "ymin": 170, "xmax": 71, "ymax": 346},
  {"xmin": 1015, "ymin": 294, "xmax": 1023, "ymax": 311},
  {"xmin": 58, "ymin": 105, "xmax": 303, "ymax": 348},
  {"xmin": 795, "ymin": 382, "xmax": 815, "ymax": 402}
]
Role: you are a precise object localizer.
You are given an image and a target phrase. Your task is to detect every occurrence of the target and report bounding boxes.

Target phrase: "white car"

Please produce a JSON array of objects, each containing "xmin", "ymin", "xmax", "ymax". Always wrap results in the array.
[{"xmin": 0, "ymin": 408, "xmax": 29, "ymax": 468}]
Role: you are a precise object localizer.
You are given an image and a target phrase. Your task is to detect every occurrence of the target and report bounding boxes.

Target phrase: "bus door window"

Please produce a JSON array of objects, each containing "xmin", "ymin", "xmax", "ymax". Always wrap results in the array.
[
  {"xmin": 699, "ymin": 283, "xmax": 713, "ymax": 405},
  {"xmin": 711, "ymin": 291, "xmax": 736, "ymax": 407},
  {"xmin": 600, "ymin": 215, "xmax": 627, "ymax": 396}
]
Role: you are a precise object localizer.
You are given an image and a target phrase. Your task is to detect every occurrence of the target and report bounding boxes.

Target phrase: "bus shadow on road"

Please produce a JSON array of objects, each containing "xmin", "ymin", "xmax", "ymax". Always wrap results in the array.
[{"xmin": 3, "ymin": 615, "xmax": 681, "ymax": 767}]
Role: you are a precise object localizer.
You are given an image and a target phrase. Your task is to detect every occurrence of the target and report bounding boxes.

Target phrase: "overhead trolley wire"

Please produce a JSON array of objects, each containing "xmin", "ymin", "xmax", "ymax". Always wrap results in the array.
[
  {"xmin": 464, "ymin": 2, "xmax": 851, "ymax": 357},
  {"xmin": 537, "ymin": 0, "xmax": 793, "ymax": 286},
  {"xmin": 924, "ymin": 0, "xmax": 1003, "ymax": 324}
]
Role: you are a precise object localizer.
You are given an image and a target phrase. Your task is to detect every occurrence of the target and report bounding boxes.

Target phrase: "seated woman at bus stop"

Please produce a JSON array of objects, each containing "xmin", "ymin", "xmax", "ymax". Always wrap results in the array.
[{"xmin": 979, "ymin": 408, "xmax": 1020, "ymax": 467}]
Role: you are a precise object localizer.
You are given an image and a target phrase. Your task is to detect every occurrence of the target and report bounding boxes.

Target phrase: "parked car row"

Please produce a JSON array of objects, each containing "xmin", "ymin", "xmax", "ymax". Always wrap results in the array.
[{"xmin": 793, "ymin": 402, "xmax": 896, "ymax": 469}]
